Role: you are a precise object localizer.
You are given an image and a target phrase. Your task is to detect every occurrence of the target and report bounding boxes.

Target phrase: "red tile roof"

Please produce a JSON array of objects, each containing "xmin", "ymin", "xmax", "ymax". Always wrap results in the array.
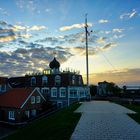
[{"xmin": 0, "ymin": 88, "xmax": 33, "ymax": 108}]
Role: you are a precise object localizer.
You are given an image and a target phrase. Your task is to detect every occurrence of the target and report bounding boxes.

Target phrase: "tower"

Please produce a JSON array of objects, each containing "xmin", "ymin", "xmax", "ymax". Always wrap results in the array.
[{"xmin": 49, "ymin": 57, "xmax": 60, "ymax": 74}]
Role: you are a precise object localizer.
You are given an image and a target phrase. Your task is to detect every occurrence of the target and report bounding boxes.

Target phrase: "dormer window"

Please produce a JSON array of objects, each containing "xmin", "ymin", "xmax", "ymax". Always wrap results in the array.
[
  {"xmin": 42, "ymin": 76, "xmax": 48, "ymax": 86},
  {"xmin": 31, "ymin": 77, "xmax": 36, "ymax": 86},
  {"xmin": 55, "ymin": 75, "xmax": 61, "ymax": 86},
  {"xmin": 72, "ymin": 75, "xmax": 75, "ymax": 85}
]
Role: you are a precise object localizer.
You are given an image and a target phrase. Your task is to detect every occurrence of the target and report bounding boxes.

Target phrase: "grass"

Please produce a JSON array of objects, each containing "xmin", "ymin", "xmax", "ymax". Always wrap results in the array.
[
  {"xmin": 2, "ymin": 103, "xmax": 81, "ymax": 140},
  {"xmin": 114, "ymin": 101, "xmax": 140, "ymax": 124}
]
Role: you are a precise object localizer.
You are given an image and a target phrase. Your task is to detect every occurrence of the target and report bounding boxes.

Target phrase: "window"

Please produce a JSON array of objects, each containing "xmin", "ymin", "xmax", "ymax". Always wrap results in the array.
[
  {"xmin": 51, "ymin": 88, "xmax": 57, "ymax": 97},
  {"xmin": 80, "ymin": 91, "xmax": 86, "ymax": 97},
  {"xmin": 41, "ymin": 88, "xmax": 49, "ymax": 94},
  {"xmin": 31, "ymin": 109, "xmax": 36, "ymax": 116},
  {"xmin": 36, "ymin": 96, "xmax": 41, "ymax": 103},
  {"xmin": 25, "ymin": 111, "xmax": 30, "ymax": 118},
  {"xmin": 60, "ymin": 88, "xmax": 66, "ymax": 97},
  {"xmin": 70, "ymin": 90, "xmax": 77, "ymax": 98},
  {"xmin": 8, "ymin": 111, "xmax": 15, "ymax": 120},
  {"xmin": 31, "ymin": 77, "xmax": 36, "ymax": 86},
  {"xmin": 55, "ymin": 75, "xmax": 61, "ymax": 85},
  {"xmin": 1, "ymin": 85, "xmax": 6, "ymax": 92},
  {"xmin": 42, "ymin": 76, "xmax": 48, "ymax": 86},
  {"xmin": 72, "ymin": 75, "xmax": 75, "ymax": 85},
  {"xmin": 31, "ymin": 96, "xmax": 35, "ymax": 104}
]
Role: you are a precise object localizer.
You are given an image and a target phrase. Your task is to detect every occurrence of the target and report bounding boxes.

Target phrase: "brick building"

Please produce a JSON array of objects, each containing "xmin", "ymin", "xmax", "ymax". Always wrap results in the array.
[{"xmin": 0, "ymin": 88, "xmax": 46, "ymax": 122}]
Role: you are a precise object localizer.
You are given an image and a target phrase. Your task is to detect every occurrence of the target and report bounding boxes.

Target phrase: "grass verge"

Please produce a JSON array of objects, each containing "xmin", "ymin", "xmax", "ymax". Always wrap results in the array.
[
  {"xmin": 2, "ymin": 103, "xmax": 81, "ymax": 140},
  {"xmin": 114, "ymin": 101, "xmax": 140, "ymax": 124}
]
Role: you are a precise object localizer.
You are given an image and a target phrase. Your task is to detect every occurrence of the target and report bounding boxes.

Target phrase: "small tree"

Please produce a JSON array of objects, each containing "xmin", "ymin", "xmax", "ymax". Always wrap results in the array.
[{"xmin": 106, "ymin": 82, "xmax": 121, "ymax": 96}]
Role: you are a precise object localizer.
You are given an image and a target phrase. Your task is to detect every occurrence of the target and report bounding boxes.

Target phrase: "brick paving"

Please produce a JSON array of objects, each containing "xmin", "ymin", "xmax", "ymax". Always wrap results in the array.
[{"xmin": 71, "ymin": 101, "xmax": 140, "ymax": 140}]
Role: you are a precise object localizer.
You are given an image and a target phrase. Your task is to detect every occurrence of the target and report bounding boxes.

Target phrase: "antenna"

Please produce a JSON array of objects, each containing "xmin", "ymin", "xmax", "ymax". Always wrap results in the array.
[{"xmin": 85, "ymin": 13, "xmax": 89, "ymax": 86}]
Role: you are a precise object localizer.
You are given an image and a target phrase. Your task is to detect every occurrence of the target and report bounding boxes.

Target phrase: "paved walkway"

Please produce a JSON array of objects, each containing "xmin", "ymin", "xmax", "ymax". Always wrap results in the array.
[{"xmin": 71, "ymin": 101, "xmax": 140, "ymax": 140}]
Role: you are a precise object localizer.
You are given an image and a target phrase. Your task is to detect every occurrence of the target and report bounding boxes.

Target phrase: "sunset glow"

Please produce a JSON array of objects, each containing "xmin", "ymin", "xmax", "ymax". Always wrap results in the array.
[{"xmin": 0, "ymin": 0, "xmax": 140, "ymax": 86}]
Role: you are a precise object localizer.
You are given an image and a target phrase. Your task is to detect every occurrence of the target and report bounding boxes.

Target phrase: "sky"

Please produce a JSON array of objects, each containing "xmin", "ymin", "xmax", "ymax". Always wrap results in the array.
[{"xmin": 0, "ymin": 0, "xmax": 140, "ymax": 86}]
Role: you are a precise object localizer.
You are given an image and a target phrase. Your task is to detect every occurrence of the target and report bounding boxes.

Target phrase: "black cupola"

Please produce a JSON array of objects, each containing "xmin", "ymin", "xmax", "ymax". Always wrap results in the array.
[{"xmin": 49, "ymin": 57, "xmax": 60, "ymax": 69}]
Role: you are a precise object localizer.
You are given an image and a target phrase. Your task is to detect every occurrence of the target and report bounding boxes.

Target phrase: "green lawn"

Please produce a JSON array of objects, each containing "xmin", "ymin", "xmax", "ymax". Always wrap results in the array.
[
  {"xmin": 3, "ymin": 103, "xmax": 81, "ymax": 140},
  {"xmin": 114, "ymin": 102, "xmax": 140, "ymax": 124}
]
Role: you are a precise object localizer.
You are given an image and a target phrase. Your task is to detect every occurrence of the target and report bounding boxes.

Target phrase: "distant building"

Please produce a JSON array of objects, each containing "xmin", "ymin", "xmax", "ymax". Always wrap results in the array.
[
  {"xmin": 97, "ymin": 81, "xmax": 112, "ymax": 95},
  {"xmin": 8, "ymin": 57, "xmax": 89, "ymax": 107},
  {"xmin": 123, "ymin": 86, "xmax": 140, "ymax": 94},
  {"xmin": 0, "ymin": 88, "xmax": 46, "ymax": 122}
]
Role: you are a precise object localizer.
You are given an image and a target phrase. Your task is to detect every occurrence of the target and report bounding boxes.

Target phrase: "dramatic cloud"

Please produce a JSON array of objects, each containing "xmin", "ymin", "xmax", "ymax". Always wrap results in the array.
[
  {"xmin": 0, "ymin": 32, "xmax": 32, "ymax": 43},
  {"xmin": 102, "ymin": 42, "xmax": 117, "ymax": 50},
  {"xmin": 86, "ymin": 68, "xmax": 140, "ymax": 86},
  {"xmin": 98, "ymin": 19, "xmax": 109, "ymax": 23},
  {"xmin": 59, "ymin": 23, "xmax": 93, "ymax": 31},
  {"xmin": 99, "ymin": 30, "xmax": 111, "ymax": 34},
  {"xmin": 0, "ymin": 20, "xmax": 46, "ymax": 43},
  {"xmin": 112, "ymin": 28, "xmax": 124, "ymax": 33},
  {"xmin": 120, "ymin": 9, "xmax": 137, "ymax": 19},
  {"xmin": 96, "ymin": 37, "xmax": 107, "ymax": 44},
  {"xmin": 0, "ymin": 34, "xmax": 16, "ymax": 42},
  {"xmin": 0, "ymin": 47, "xmax": 73, "ymax": 77},
  {"xmin": 68, "ymin": 46, "xmax": 97, "ymax": 56},
  {"xmin": 35, "ymin": 32, "xmax": 86, "ymax": 46},
  {"xmin": 11, "ymin": 25, "xmax": 47, "ymax": 31},
  {"xmin": 111, "ymin": 34, "xmax": 125, "ymax": 40}
]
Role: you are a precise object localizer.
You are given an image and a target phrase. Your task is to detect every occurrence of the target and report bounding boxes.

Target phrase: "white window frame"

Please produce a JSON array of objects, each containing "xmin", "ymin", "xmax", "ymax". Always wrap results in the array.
[
  {"xmin": 55, "ymin": 75, "xmax": 61, "ymax": 85},
  {"xmin": 59, "ymin": 87, "xmax": 66, "ymax": 97},
  {"xmin": 42, "ymin": 76, "xmax": 48, "ymax": 85},
  {"xmin": 36, "ymin": 96, "xmax": 41, "ymax": 103},
  {"xmin": 8, "ymin": 111, "xmax": 15, "ymax": 120},
  {"xmin": 31, "ymin": 77, "xmax": 36, "ymax": 86},
  {"xmin": 31, "ymin": 96, "xmax": 35, "ymax": 104},
  {"xmin": 41, "ymin": 87, "xmax": 49, "ymax": 94},
  {"xmin": 51, "ymin": 88, "xmax": 57, "ymax": 97}
]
